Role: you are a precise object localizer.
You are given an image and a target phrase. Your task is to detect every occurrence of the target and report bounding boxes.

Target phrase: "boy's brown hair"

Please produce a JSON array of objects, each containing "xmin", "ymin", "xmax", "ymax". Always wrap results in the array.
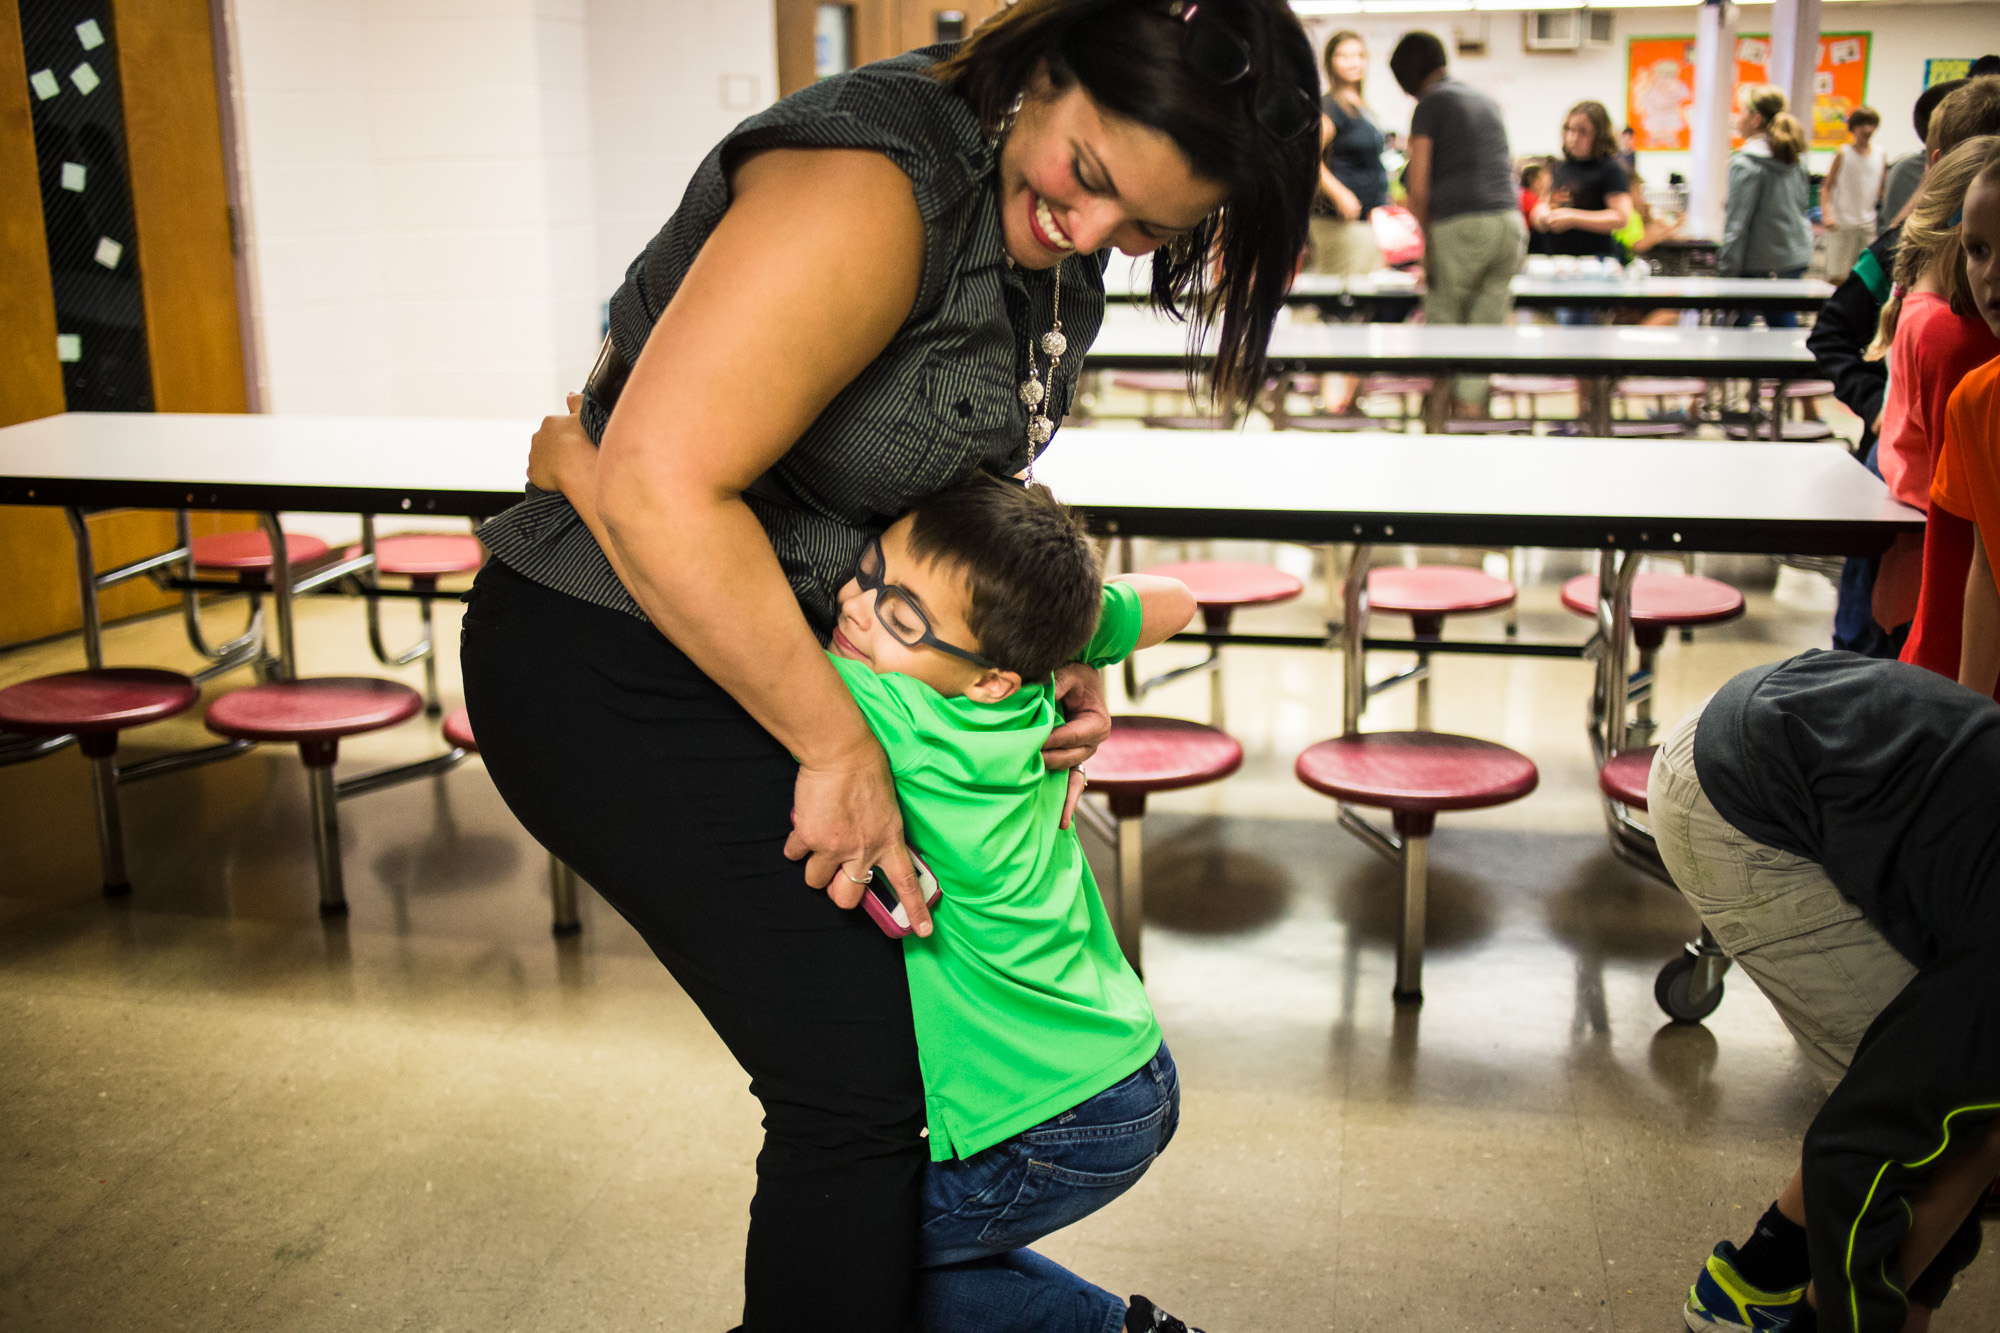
[
  {"xmin": 905, "ymin": 473, "xmax": 1103, "ymax": 685},
  {"xmin": 1928, "ymin": 76, "xmax": 2000, "ymax": 158},
  {"xmin": 1846, "ymin": 105, "xmax": 1880, "ymax": 132}
]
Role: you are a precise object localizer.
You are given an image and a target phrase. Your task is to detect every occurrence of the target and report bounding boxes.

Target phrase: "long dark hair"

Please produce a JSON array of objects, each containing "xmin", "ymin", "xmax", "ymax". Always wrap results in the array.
[{"xmin": 935, "ymin": 0, "xmax": 1320, "ymax": 404}]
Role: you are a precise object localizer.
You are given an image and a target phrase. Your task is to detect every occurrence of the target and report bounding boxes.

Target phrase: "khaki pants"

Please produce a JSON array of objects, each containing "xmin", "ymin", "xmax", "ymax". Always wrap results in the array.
[
  {"xmin": 1310, "ymin": 214, "xmax": 1382, "ymax": 277},
  {"xmin": 1648, "ymin": 702, "xmax": 1917, "ymax": 1090},
  {"xmin": 1823, "ymin": 222, "xmax": 1874, "ymax": 284},
  {"xmin": 1422, "ymin": 210, "xmax": 1526, "ymax": 406}
]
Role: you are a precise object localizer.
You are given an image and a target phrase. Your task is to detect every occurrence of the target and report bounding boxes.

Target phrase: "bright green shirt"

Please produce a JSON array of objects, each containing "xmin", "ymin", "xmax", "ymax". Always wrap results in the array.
[{"xmin": 828, "ymin": 581, "xmax": 1160, "ymax": 1161}]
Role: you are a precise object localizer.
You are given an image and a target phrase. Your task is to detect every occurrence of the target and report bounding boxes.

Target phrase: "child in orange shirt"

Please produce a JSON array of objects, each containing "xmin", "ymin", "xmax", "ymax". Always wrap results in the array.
[
  {"xmin": 1924, "ymin": 138, "xmax": 2000, "ymax": 697},
  {"xmin": 1867, "ymin": 138, "xmax": 2000, "ymax": 633}
]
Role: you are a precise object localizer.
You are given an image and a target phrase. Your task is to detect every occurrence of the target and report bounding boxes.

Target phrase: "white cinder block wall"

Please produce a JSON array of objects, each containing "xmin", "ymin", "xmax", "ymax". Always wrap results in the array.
[
  {"xmin": 1298, "ymin": 4, "xmax": 1997, "ymax": 188},
  {"xmin": 220, "ymin": 0, "xmax": 776, "ymax": 423}
]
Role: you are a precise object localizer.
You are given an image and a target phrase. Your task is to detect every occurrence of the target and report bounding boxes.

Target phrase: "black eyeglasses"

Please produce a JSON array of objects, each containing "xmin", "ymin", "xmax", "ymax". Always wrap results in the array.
[
  {"xmin": 1172, "ymin": 0, "xmax": 1319, "ymax": 142},
  {"xmin": 852, "ymin": 535, "xmax": 1000, "ymax": 670}
]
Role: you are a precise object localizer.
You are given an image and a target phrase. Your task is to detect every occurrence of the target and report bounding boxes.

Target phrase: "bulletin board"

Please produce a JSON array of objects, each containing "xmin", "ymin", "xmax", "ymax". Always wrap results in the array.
[
  {"xmin": 1625, "ymin": 32, "xmax": 1872, "ymax": 152},
  {"xmin": 1925, "ymin": 58, "xmax": 1972, "ymax": 88}
]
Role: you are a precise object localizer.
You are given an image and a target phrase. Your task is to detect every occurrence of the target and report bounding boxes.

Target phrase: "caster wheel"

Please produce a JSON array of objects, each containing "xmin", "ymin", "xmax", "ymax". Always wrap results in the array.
[{"xmin": 1656, "ymin": 952, "xmax": 1724, "ymax": 1024}]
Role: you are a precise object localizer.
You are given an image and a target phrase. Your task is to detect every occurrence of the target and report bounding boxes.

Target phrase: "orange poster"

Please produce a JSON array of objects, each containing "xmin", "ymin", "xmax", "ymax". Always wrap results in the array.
[
  {"xmin": 1628, "ymin": 37, "xmax": 1699, "ymax": 151},
  {"xmin": 1626, "ymin": 32, "xmax": 1871, "ymax": 152}
]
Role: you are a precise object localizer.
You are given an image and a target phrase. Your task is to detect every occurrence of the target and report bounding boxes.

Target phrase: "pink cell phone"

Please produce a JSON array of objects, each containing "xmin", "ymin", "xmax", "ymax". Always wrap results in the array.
[{"xmin": 861, "ymin": 850, "xmax": 942, "ymax": 938}]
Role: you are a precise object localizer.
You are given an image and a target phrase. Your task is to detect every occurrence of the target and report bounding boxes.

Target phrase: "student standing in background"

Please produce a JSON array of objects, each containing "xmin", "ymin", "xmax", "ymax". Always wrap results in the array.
[
  {"xmin": 1392, "ymin": 30, "xmax": 1523, "ymax": 419},
  {"xmin": 1311, "ymin": 29, "xmax": 1387, "ymax": 277},
  {"xmin": 1822, "ymin": 106, "xmax": 1885, "ymax": 282},
  {"xmin": 1311, "ymin": 29, "xmax": 1391, "ymax": 415},
  {"xmin": 1719, "ymin": 86, "xmax": 1812, "ymax": 327},
  {"xmin": 1880, "ymin": 80, "xmax": 1965, "ymax": 230}
]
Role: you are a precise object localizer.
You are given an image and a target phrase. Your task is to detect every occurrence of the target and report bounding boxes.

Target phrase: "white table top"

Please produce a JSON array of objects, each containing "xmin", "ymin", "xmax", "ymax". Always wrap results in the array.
[
  {"xmin": 0, "ymin": 413, "xmax": 1916, "ymax": 556},
  {"xmin": 0, "ymin": 412, "xmax": 534, "ymax": 516},
  {"xmin": 1034, "ymin": 428, "xmax": 1917, "ymax": 556},
  {"xmin": 1085, "ymin": 310, "xmax": 1817, "ymax": 376},
  {"xmin": 1102, "ymin": 256, "xmax": 1831, "ymax": 308}
]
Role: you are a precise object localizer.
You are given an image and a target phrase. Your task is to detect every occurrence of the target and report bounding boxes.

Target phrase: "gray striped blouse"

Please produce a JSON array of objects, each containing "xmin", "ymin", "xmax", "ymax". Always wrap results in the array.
[{"xmin": 477, "ymin": 46, "xmax": 1106, "ymax": 638}]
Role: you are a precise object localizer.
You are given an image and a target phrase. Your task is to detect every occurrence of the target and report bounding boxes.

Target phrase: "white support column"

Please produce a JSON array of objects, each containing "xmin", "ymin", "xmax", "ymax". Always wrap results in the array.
[
  {"xmin": 1767, "ymin": 0, "xmax": 1823, "ymax": 140},
  {"xmin": 1687, "ymin": 0, "xmax": 1741, "ymax": 241}
]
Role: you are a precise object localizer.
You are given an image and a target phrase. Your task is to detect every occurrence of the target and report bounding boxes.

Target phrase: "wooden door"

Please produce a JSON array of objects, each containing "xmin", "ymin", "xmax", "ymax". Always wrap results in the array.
[
  {"xmin": 895, "ymin": 0, "xmax": 1003, "ymax": 54},
  {"xmin": 0, "ymin": 0, "xmax": 249, "ymax": 649}
]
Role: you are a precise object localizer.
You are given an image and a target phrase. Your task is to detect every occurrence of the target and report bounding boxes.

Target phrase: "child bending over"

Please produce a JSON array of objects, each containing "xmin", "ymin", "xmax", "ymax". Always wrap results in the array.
[{"xmin": 533, "ymin": 419, "xmax": 1211, "ymax": 1333}]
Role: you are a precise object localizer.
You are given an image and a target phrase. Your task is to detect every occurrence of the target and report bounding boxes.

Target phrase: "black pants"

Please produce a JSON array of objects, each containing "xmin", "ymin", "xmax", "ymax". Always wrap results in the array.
[{"xmin": 461, "ymin": 561, "xmax": 927, "ymax": 1332}]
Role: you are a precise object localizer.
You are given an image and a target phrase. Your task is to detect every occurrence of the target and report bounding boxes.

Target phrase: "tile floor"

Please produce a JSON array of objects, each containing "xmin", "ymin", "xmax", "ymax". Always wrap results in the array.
[{"xmin": 2, "ymin": 538, "xmax": 1993, "ymax": 1332}]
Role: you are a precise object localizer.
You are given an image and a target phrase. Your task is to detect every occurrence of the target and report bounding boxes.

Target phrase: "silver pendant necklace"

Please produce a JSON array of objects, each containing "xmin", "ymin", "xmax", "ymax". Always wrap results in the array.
[{"xmin": 1019, "ymin": 261, "xmax": 1064, "ymax": 479}]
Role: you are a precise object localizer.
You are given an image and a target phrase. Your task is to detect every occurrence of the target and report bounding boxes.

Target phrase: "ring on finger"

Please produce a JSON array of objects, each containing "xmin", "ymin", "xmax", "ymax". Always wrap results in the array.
[{"xmin": 842, "ymin": 866, "xmax": 875, "ymax": 885}]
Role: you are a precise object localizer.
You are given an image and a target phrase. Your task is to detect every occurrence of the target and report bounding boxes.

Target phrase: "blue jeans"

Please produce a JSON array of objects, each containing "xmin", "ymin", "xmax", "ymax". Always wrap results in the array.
[{"xmin": 914, "ymin": 1043, "xmax": 1180, "ymax": 1333}]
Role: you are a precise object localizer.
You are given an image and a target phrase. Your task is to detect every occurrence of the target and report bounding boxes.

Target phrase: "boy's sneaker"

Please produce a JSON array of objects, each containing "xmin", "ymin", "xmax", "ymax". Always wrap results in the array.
[
  {"xmin": 1684, "ymin": 1241, "xmax": 1805, "ymax": 1332},
  {"xmin": 1127, "ymin": 1294, "xmax": 1206, "ymax": 1333}
]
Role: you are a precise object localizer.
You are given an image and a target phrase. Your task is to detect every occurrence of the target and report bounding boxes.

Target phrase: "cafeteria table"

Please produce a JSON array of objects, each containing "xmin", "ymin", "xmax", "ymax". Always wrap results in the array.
[
  {"xmin": 1083, "ymin": 310, "xmax": 1817, "ymax": 437},
  {"xmin": 1036, "ymin": 426, "xmax": 1919, "ymax": 1015},
  {"xmin": 1, "ymin": 414, "xmax": 1920, "ymax": 996},
  {"xmin": 1103, "ymin": 256, "xmax": 1831, "ymax": 315}
]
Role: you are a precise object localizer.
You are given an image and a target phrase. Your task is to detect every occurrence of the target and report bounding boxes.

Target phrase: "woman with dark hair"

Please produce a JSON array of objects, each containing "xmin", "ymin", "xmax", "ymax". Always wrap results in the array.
[
  {"xmin": 1532, "ymin": 99, "xmax": 1635, "ymax": 262},
  {"xmin": 1720, "ymin": 85, "xmax": 1813, "ymax": 327},
  {"xmin": 463, "ymin": 2, "xmax": 1320, "ymax": 1330},
  {"xmin": 1311, "ymin": 28, "xmax": 1387, "ymax": 276}
]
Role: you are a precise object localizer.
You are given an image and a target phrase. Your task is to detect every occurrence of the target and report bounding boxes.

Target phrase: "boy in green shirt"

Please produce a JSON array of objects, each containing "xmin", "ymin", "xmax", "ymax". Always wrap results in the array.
[{"xmin": 533, "ymin": 435, "xmax": 1207, "ymax": 1333}]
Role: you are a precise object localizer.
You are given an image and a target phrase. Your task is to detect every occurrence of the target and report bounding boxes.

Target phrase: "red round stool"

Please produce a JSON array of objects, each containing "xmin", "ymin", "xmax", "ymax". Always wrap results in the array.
[
  {"xmin": 436, "ymin": 705, "xmax": 582, "ymax": 935},
  {"xmin": 1561, "ymin": 572, "xmax": 1745, "ymax": 737},
  {"xmin": 189, "ymin": 529, "xmax": 332, "ymax": 679},
  {"xmin": 190, "ymin": 529, "xmax": 332, "ymax": 578},
  {"xmin": 207, "ymin": 677, "xmax": 423, "ymax": 914},
  {"xmin": 1597, "ymin": 746, "xmax": 1656, "ymax": 811},
  {"xmin": 1297, "ymin": 731, "xmax": 1538, "ymax": 1002},
  {"xmin": 1366, "ymin": 566, "xmax": 1519, "ymax": 729},
  {"xmin": 1084, "ymin": 716, "xmax": 1243, "ymax": 974},
  {"xmin": 0, "ymin": 668, "xmax": 201, "ymax": 895},
  {"xmin": 1594, "ymin": 743, "xmax": 1739, "ymax": 1024},
  {"xmin": 1139, "ymin": 560, "xmax": 1303, "ymax": 728},
  {"xmin": 344, "ymin": 534, "xmax": 485, "ymax": 716}
]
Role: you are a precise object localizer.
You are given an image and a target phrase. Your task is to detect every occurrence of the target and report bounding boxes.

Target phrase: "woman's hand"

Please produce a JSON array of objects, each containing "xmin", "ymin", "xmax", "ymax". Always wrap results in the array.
[
  {"xmin": 785, "ymin": 743, "xmax": 933, "ymax": 936},
  {"xmin": 1043, "ymin": 663, "xmax": 1111, "ymax": 829},
  {"xmin": 529, "ymin": 393, "xmax": 593, "ymax": 494},
  {"xmin": 1331, "ymin": 182, "xmax": 1363, "ymax": 222}
]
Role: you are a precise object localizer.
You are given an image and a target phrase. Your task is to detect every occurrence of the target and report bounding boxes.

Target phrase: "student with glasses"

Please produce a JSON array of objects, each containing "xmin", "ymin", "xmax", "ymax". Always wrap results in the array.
[{"xmin": 466, "ymin": 2, "xmax": 1319, "ymax": 1328}]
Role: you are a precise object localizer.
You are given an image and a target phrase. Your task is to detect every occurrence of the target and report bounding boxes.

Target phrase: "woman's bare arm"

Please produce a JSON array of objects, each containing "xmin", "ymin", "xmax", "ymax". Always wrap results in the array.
[
  {"xmin": 1960, "ymin": 526, "xmax": 2000, "ymax": 696},
  {"xmin": 1547, "ymin": 189, "xmax": 1634, "ymax": 235},
  {"xmin": 1110, "ymin": 573, "xmax": 1199, "ymax": 650},
  {"xmin": 589, "ymin": 146, "xmax": 934, "ymax": 929}
]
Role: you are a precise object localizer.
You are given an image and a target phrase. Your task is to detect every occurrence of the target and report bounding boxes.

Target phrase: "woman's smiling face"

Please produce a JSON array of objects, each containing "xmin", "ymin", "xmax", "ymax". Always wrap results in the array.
[{"xmin": 996, "ymin": 69, "xmax": 1230, "ymax": 269}]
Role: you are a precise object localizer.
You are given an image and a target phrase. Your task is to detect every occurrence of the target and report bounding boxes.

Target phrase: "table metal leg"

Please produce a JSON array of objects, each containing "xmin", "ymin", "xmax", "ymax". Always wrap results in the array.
[
  {"xmin": 1769, "ymin": 379, "xmax": 1787, "ymax": 441},
  {"xmin": 1394, "ymin": 832, "xmax": 1428, "ymax": 1002},
  {"xmin": 1593, "ymin": 550, "xmax": 1641, "ymax": 758},
  {"xmin": 1116, "ymin": 814, "xmax": 1144, "ymax": 977},
  {"xmin": 64, "ymin": 508, "xmax": 106, "ymax": 670},
  {"xmin": 1586, "ymin": 376, "xmax": 1613, "ymax": 437},
  {"xmin": 260, "ymin": 511, "xmax": 299, "ymax": 681},
  {"xmin": 307, "ymin": 763, "xmax": 346, "ymax": 914},
  {"xmin": 1342, "ymin": 543, "xmax": 1373, "ymax": 735},
  {"xmin": 550, "ymin": 853, "xmax": 582, "ymax": 935}
]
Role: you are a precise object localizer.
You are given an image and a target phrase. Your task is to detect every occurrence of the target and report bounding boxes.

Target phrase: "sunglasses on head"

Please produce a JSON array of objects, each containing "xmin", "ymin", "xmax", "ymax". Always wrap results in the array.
[
  {"xmin": 1170, "ymin": 0, "xmax": 1319, "ymax": 142},
  {"xmin": 852, "ymin": 535, "xmax": 1000, "ymax": 671}
]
